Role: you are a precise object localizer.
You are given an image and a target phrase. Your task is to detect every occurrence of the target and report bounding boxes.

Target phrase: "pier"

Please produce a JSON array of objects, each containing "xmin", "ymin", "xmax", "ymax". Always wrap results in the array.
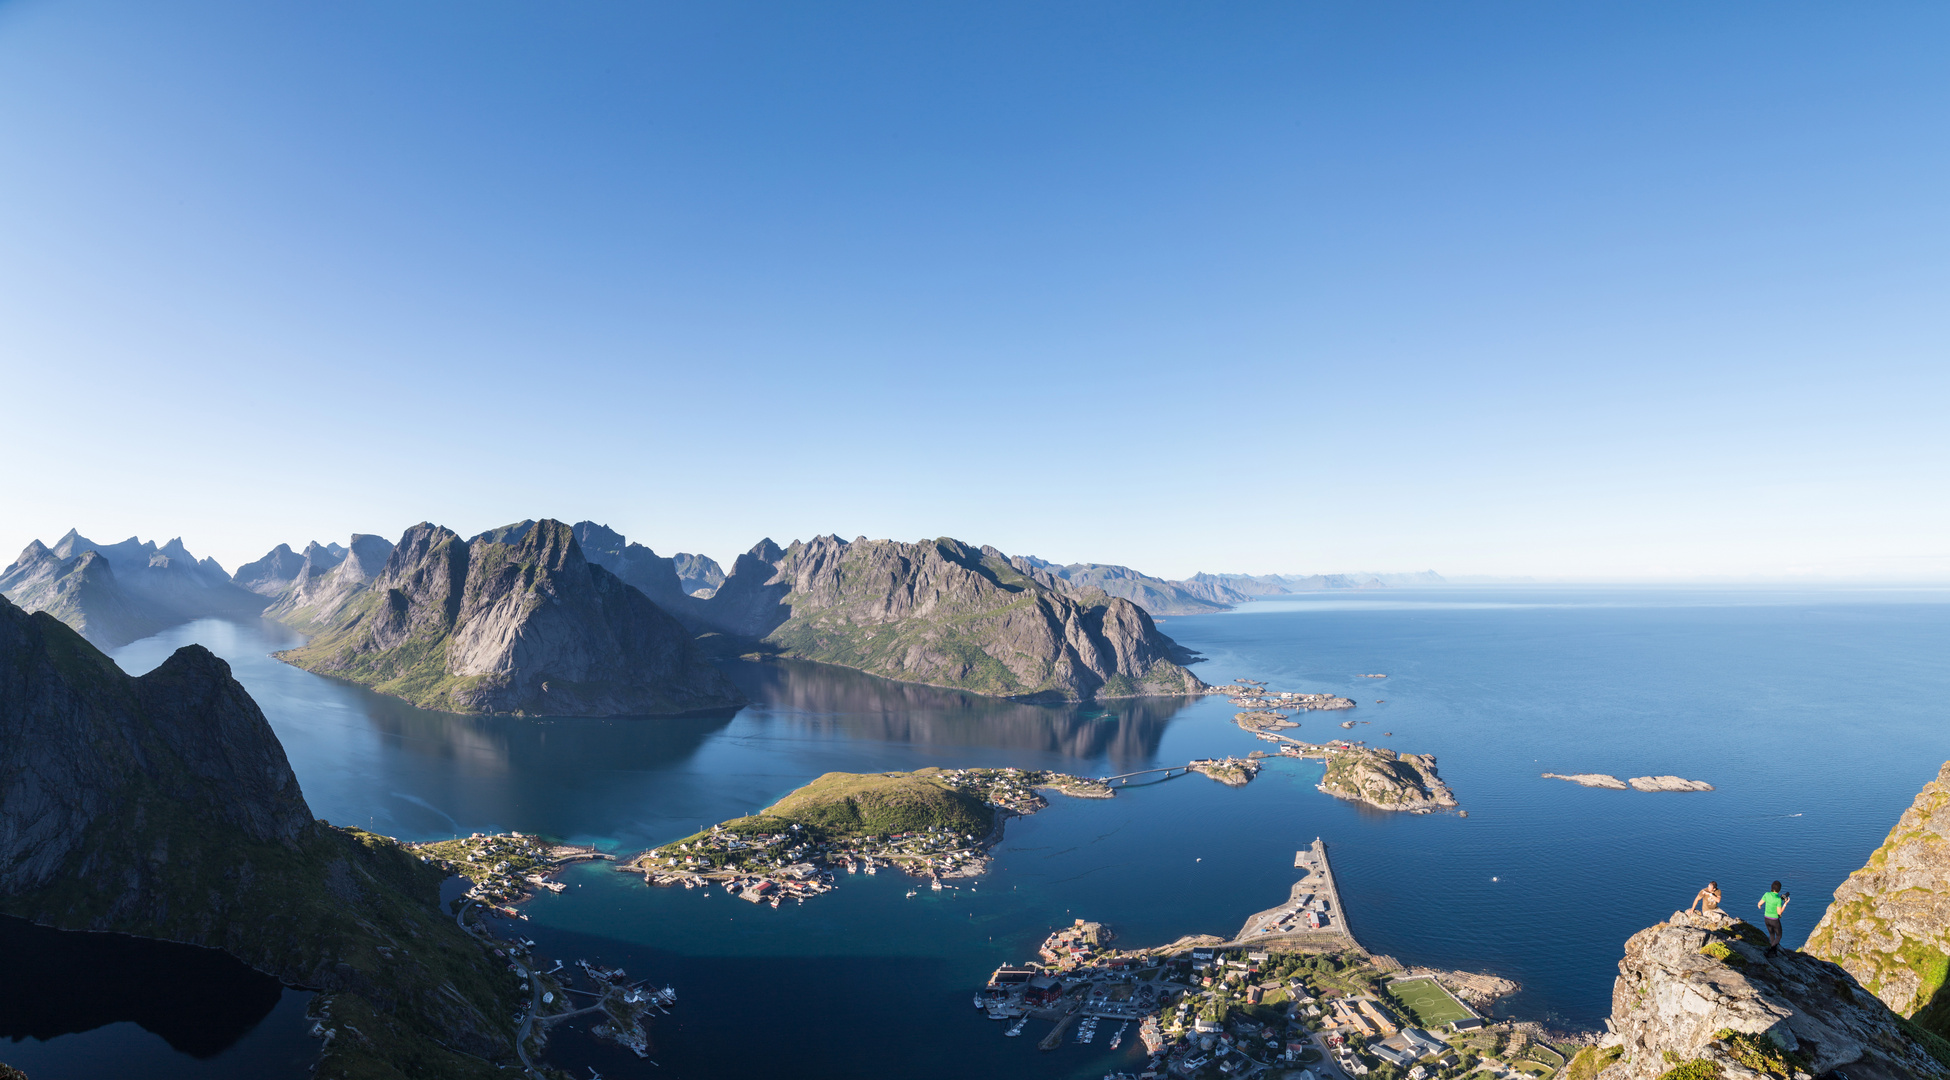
[{"xmin": 1228, "ymin": 838, "xmax": 1364, "ymax": 954}]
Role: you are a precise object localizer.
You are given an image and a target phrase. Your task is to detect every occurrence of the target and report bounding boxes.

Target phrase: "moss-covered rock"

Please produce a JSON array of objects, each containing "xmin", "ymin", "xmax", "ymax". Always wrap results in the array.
[{"xmin": 1805, "ymin": 761, "xmax": 1950, "ymax": 1037}]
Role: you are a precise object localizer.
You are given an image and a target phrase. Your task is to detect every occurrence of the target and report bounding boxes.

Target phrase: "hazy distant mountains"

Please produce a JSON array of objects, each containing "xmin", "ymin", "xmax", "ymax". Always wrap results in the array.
[
  {"xmin": 269, "ymin": 520, "xmax": 743, "ymax": 717},
  {"xmin": 994, "ymin": 564, "xmax": 1449, "ymax": 616},
  {"xmin": 0, "ymin": 530, "xmax": 267, "ymax": 647},
  {"xmin": 685, "ymin": 535, "xmax": 1207, "ymax": 701}
]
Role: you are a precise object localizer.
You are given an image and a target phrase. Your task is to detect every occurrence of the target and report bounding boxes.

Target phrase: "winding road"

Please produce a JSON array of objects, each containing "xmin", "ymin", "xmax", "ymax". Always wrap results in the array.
[{"xmin": 456, "ymin": 899, "xmax": 544, "ymax": 1078}]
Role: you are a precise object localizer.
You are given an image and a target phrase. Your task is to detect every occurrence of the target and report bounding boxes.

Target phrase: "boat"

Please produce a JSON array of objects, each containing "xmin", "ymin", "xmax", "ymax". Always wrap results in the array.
[
  {"xmin": 1109, "ymin": 1020, "xmax": 1126, "ymax": 1049},
  {"xmin": 974, "ymin": 995, "xmax": 986, "ymax": 1009},
  {"xmin": 1006, "ymin": 1016, "xmax": 1028, "ymax": 1037},
  {"xmin": 930, "ymin": 879, "xmax": 943, "ymax": 891},
  {"xmin": 906, "ymin": 889, "xmax": 917, "ymax": 898}
]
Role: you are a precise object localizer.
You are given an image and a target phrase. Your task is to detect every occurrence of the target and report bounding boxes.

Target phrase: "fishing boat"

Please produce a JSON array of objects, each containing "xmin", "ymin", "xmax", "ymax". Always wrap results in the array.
[
  {"xmin": 906, "ymin": 889, "xmax": 917, "ymax": 898},
  {"xmin": 973, "ymin": 995, "xmax": 986, "ymax": 1009},
  {"xmin": 930, "ymin": 879, "xmax": 943, "ymax": 891}
]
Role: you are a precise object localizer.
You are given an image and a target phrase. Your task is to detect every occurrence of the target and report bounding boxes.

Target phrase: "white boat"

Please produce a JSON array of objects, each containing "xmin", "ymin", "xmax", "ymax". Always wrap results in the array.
[
  {"xmin": 906, "ymin": 889, "xmax": 917, "ymax": 898},
  {"xmin": 974, "ymin": 995, "xmax": 986, "ymax": 1009},
  {"xmin": 930, "ymin": 879, "xmax": 943, "ymax": 891},
  {"xmin": 1006, "ymin": 1016, "xmax": 1028, "ymax": 1037}
]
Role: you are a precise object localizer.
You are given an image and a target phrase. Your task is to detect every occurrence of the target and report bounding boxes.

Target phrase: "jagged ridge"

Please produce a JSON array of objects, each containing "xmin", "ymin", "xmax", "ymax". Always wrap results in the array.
[
  {"xmin": 691, "ymin": 535, "xmax": 1206, "ymax": 701},
  {"xmin": 277, "ymin": 519, "xmax": 745, "ymax": 716}
]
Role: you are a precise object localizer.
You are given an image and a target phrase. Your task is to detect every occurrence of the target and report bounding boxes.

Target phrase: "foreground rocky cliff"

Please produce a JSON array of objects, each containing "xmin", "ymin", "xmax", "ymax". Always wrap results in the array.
[
  {"xmin": 1, "ymin": 531, "xmax": 266, "ymax": 647},
  {"xmin": 278, "ymin": 519, "xmax": 744, "ymax": 716},
  {"xmin": 1806, "ymin": 761, "xmax": 1950, "ymax": 1037},
  {"xmin": 690, "ymin": 535, "xmax": 1207, "ymax": 700},
  {"xmin": 1585, "ymin": 907, "xmax": 1949, "ymax": 1080},
  {"xmin": 0, "ymin": 594, "xmax": 523, "ymax": 1079}
]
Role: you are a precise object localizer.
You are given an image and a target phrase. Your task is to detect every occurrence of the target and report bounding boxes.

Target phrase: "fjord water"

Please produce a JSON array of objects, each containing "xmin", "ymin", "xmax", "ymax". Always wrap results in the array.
[{"xmin": 15, "ymin": 587, "xmax": 1946, "ymax": 1078}]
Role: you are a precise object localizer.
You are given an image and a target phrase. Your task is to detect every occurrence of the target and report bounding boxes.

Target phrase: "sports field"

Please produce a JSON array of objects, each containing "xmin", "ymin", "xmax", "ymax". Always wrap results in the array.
[{"xmin": 1388, "ymin": 977, "xmax": 1474, "ymax": 1027}]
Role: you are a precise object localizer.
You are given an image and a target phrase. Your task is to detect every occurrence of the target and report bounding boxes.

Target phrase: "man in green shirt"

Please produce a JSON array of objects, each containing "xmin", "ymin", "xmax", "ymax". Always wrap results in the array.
[{"xmin": 1758, "ymin": 881, "xmax": 1790, "ymax": 955}]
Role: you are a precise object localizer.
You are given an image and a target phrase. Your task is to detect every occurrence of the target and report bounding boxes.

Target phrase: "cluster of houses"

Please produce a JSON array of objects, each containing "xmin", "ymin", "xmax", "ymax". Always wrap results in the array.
[
  {"xmin": 411, "ymin": 831, "xmax": 569, "ymax": 908},
  {"xmin": 975, "ymin": 938, "xmax": 1522, "ymax": 1080},
  {"xmin": 1222, "ymin": 679, "xmax": 1356, "ymax": 712}
]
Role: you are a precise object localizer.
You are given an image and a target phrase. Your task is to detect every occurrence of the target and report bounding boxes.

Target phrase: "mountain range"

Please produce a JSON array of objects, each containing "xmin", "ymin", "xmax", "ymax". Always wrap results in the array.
[
  {"xmin": 0, "ymin": 531, "xmax": 267, "ymax": 647},
  {"xmin": 1, "ymin": 519, "xmax": 1445, "ymax": 716}
]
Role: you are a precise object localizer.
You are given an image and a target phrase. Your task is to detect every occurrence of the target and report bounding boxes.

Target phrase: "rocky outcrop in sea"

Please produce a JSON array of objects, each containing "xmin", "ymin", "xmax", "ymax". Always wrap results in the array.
[
  {"xmin": 1806, "ymin": 760, "xmax": 1950, "ymax": 1036},
  {"xmin": 277, "ymin": 519, "xmax": 745, "ymax": 716},
  {"xmin": 688, "ymin": 535, "xmax": 1207, "ymax": 701},
  {"xmin": 1320, "ymin": 747, "xmax": 1457, "ymax": 811}
]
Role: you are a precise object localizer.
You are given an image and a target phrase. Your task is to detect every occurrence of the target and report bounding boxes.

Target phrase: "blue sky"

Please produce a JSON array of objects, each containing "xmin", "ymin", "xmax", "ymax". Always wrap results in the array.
[{"xmin": 1, "ymin": 0, "xmax": 1944, "ymax": 580}]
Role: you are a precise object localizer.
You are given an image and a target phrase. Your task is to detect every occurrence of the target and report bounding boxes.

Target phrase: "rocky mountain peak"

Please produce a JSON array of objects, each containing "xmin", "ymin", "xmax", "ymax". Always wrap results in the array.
[
  {"xmin": 1593, "ymin": 908, "xmax": 1948, "ymax": 1080},
  {"xmin": 278, "ymin": 518, "xmax": 744, "ymax": 717},
  {"xmin": 690, "ymin": 533, "xmax": 1206, "ymax": 701}
]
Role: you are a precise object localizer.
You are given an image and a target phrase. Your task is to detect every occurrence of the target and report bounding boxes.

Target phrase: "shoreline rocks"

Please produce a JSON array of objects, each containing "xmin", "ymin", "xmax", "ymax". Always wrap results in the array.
[
  {"xmin": 1543, "ymin": 773, "xmax": 1628, "ymax": 789},
  {"xmin": 1321, "ymin": 747, "xmax": 1457, "ymax": 812}
]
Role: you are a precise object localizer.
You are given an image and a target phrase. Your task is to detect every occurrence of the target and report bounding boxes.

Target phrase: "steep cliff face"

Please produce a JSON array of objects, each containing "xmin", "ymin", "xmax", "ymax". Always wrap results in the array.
[
  {"xmin": 278, "ymin": 520, "xmax": 744, "ymax": 716},
  {"xmin": 1, "ymin": 532, "xmax": 265, "ymax": 646},
  {"xmin": 673, "ymin": 552, "xmax": 726, "ymax": 597},
  {"xmin": 0, "ymin": 594, "xmax": 524, "ymax": 1077},
  {"xmin": 265, "ymin": 532, "xmax": 395, "ymax": 631},
  {"xmin": 691, "ymin": 535, "xmax": 1206, "ymax": 701},
  {"xmin": 1806, "ymin": 761, "xmax": 1950, "ymax": 1036},
  {"xmin": 1319, "ymin": 747, "xmax": 1457, "ymax": 811},
  {"xmin": 570, "ymin": 520, "xmax": 697, "ymax": 612},
  {"xmin": 1592, "ymin": 908, "xmax": 1948, "ymax": 1080},
  {"xmin": 234, "ymin": 540, "xmax": 345, "ymax": 596}
]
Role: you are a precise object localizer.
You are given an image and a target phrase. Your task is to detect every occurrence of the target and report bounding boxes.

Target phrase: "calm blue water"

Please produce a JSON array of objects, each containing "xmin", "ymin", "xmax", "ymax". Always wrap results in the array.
[{"xmin": 17, "ymin": 585, "xmax": 1943, "ymax": 1078}]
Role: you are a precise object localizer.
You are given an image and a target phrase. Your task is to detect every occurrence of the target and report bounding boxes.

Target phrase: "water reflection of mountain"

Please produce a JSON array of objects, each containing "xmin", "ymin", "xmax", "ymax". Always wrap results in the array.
[
  {"xmin": 725, "ymin": 658, "xmax": 1199, "ymax": 768},
  {"xmin": 0, "ymin": 915, "xmax": 285, "ymax": 1056}
]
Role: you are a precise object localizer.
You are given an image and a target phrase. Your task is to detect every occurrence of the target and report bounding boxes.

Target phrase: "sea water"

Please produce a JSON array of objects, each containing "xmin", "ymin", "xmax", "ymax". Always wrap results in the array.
[{"xmin": 10, "ymin": 585, "xmax": 1945, "ymax": 1078}]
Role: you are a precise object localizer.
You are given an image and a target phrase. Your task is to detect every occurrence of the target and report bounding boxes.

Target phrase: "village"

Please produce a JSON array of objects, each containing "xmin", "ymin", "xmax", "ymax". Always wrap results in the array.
[
  {"xmin": 621, "ymin": 764, "xmax": 1265, "ymax": 908},
  {"xmin": 970, "ymin": 844, "xmax": 1561, "ymax": 1080},
  {"xmin": 408, "ymin": 831, "xmax": 613, "ymax": 913}
]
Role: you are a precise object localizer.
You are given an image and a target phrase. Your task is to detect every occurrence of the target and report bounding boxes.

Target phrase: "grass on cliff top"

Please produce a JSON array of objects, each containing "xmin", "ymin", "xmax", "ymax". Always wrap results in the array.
[{"xmin": 689, "ymin": 769, "xmax": 996, "ymax": 845}]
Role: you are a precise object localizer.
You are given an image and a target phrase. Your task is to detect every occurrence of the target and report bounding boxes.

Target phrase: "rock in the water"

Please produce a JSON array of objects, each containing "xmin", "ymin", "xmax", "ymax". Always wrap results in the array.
[
  {"xmin": 1806, "ymin": 760, "xmax": 1950, "ymax": 1036},
  {"xmin": 1321, "ymin": 747, "xmax": 1457, "ymax": 811},
  {"xmin": 277, "ymin": 519, "xmax": 744, "ymax": 717},
  {"xmin": 1627, "ymin": 775, "xmax": 1715, "ymax": 792},
  {"xmin": 1594, "ymin": 908, "xmax": 1949, "ymax": 1080},
  {"xmin": 688, "ymin": 535, "xmax": 1206, "ymax": 701},
  {"xmin": 1544, "ymin": 772, "xmax": 1630, "ymax": 789}
]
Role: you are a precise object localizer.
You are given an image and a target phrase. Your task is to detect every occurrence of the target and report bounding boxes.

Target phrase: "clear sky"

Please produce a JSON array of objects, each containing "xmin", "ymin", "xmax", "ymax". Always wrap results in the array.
[{"xmin": 1, "ymin": 0, "xmax": 1944, "ymax": 581}]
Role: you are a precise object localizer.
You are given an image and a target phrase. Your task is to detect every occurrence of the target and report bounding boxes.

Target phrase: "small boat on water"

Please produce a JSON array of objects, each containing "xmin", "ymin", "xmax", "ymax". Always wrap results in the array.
[
  {"xmin": 1006, "ymin": 1016, "xmax": 1028, "ymax": 1037},
  {"xmin": 930, "ymin": 879, "xmax": 943, "ymax": 891},
  {"xmin": 973, "ymin": 995, "xmax": 986, "ymax": 1009},
  {"xmin": 905, "ymin": 889, "xmax": 917, "ymax": 898}
]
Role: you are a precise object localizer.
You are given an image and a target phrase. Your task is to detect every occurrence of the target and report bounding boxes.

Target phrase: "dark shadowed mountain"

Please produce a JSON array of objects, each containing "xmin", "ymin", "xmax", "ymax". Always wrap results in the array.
[{"xmin": 0, "ymin": 593, "xmax": 524, "ymax": 1079}]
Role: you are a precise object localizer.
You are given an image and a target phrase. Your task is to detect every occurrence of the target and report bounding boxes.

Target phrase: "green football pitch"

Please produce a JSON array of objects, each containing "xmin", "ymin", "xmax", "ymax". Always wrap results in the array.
[{"xmin": 1389, "ymin": 977, "xmax": 1474, "ymax": 1027}]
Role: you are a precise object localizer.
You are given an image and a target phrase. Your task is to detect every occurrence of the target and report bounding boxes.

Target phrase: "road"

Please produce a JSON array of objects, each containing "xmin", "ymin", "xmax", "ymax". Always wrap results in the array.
[{"xmin": 457, "ymin": 899, "xmax": 544, "ymax": 1078}]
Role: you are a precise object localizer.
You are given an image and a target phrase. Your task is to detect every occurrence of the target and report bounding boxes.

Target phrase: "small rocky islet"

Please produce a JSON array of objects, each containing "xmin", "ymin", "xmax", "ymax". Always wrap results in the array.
[{"xmin": 1543, "ymin": 772, "xmax": 1715, "ymax": 792}]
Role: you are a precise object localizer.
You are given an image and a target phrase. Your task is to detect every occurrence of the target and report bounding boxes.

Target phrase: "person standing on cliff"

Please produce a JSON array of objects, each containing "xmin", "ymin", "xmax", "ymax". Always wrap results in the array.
[
  {"xmin": 1689, "ymin": 881, "xmax": 1722, "ymax": 915},
  {"xmin": 1758, "ymin": 881, "xmax": 1789, "ymax": 954}
]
